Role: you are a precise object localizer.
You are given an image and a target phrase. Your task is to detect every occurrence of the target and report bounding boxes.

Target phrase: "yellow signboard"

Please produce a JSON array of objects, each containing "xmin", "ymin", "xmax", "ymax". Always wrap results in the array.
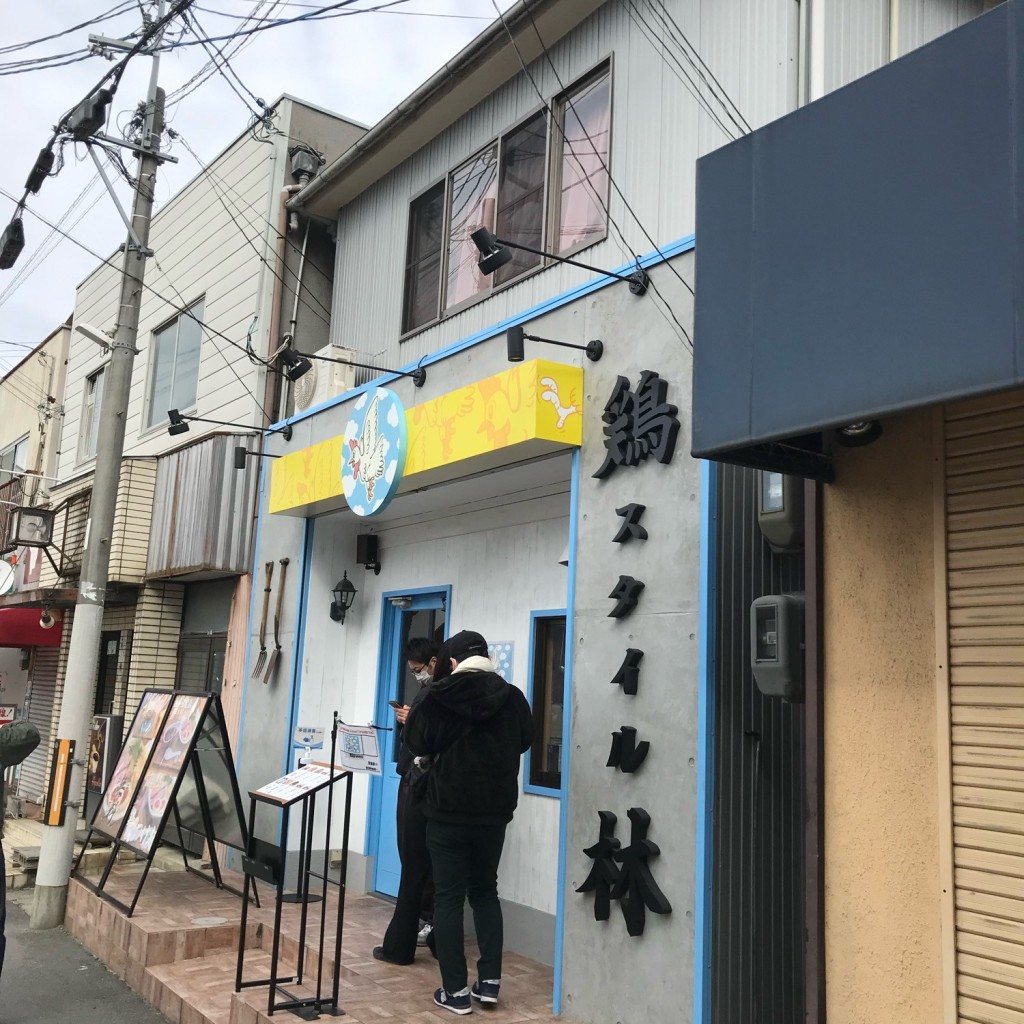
[{"xmin": 269, "ymin": 359, "xmax": 583, "ymax": 517}]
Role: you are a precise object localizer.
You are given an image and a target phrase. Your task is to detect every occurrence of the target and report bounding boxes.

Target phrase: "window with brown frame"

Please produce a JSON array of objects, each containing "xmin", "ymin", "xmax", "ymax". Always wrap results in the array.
[{"xmin": 400, "ymin": 64, "xmax": 611, "ymax": 335}]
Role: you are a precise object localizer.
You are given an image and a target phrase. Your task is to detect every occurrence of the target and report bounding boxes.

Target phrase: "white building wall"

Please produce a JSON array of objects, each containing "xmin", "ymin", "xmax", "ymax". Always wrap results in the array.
[
  {"xmin": 328, "ymin": 0, "xmax": 798, "ymax": 376},
  {"xmin": 294, "ymin": 488, "xmax": 569, "ymax": 916}
]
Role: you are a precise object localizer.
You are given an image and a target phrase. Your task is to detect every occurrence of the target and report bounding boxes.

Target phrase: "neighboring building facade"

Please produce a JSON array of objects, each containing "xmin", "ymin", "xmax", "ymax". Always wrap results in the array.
[
  {"xmin": 0, "ymin": 322, "xmax": 70, "ymax": 808},
  {"xmin": 694, "ymin": 4, "xmax": 1016, "ymax": 1024},
  {"xmin": 8, "ymin": 96, "xmax": 363, "ymax": 810}
]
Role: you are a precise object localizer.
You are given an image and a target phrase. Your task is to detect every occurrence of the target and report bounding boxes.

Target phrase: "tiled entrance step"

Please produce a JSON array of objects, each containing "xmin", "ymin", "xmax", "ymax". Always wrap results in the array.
[{"xmin": 66, "ymin": 871, "xmax": 571, "ymax": 1024}]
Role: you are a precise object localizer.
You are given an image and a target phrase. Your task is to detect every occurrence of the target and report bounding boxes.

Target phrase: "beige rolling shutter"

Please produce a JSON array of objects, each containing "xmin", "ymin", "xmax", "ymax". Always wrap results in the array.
[
  {"xmin": 946, "ymin": 391, "xmax": 1024, "ymax": 1024},
  {"xmin": 17, "ymin": 646, "xmax": 59, "ymax": 805}
]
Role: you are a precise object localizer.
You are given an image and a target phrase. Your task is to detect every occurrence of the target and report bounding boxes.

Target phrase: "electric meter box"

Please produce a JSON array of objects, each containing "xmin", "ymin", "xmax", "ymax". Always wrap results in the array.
[
  {"xmin": 750, "ymin": 593, "xmax": 805, "ymax": 701},
  {"xmin": 757, "ymin": 470, "xmax": 804, "ymax": 553}
]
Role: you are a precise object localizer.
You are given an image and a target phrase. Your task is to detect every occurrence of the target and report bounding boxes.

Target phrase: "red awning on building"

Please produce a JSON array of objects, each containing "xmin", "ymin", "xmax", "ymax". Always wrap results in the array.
[{"xmin": 0, "ymin": 607, "xmax": 63, "ymax": 647}]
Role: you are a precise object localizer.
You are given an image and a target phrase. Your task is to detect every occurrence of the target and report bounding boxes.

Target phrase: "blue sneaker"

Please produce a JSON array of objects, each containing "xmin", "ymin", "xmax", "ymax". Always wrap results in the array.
[
  {"xmin": 471, "ymin": 980, "xmax": 500, "ymax": 1005},
  {"xmin": 433, "ymin": 987, "xmax": 473, "ymax": 1015}
]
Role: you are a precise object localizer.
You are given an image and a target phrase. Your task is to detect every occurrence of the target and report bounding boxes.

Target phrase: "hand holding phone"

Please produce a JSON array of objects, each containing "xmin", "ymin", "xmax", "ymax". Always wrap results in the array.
[{"xmin": 388, "ymin": 700, "xmax": 403, "ymax": 709}]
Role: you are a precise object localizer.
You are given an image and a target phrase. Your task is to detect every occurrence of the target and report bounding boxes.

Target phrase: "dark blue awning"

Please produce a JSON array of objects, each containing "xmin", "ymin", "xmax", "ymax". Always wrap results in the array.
[{"xmin": 691, "ymin": 0, "xmax": 1024, "ymax": 478}]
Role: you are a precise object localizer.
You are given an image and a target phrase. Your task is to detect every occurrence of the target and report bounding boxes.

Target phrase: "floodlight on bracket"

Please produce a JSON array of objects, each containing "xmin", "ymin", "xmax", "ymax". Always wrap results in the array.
[
  {"xmin": 167, "ymin": 409, "xmax": 293, "ymax": 442},
  {"xmin": 273, "ymin": 338, "xmax": 426, "ymax": 388},
  {"xmin": 471, "ymin": 227, "xmax": 649, "ymax": 296}
]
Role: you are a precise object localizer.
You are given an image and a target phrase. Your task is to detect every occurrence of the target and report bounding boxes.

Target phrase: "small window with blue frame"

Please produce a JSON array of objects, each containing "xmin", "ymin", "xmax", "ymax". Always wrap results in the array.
[{"xmin": 527, "ymin": 612, "xmax": 566, "ymax": 793}]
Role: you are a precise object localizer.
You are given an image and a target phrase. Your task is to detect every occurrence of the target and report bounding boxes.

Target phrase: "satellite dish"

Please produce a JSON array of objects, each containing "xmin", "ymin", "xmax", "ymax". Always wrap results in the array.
[{"xmin": 0, "ymin": 560, "xmax": 14, "ymax": 596}]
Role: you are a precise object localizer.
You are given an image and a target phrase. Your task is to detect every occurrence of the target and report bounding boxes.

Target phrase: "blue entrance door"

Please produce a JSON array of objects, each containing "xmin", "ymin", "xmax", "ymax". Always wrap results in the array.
[{"xmin": 372, "ymin": 591, "xmax": 447, "ymax": 897}]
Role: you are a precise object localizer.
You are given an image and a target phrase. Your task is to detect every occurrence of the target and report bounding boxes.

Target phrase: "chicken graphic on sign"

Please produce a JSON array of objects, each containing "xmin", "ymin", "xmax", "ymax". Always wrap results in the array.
[
  {"xmin": 347, "ymin": 393, "xmax": 387, "ymax": 503},
  {"xmin": 341, "ymin": 387, "xmax": 408, "ymax": 517}
]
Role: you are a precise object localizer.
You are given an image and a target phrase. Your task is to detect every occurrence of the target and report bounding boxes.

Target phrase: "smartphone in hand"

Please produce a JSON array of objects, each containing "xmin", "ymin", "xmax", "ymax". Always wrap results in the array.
[{"xmin": 388, "ymin": 700, "xmax": 403, "ymax": 709}]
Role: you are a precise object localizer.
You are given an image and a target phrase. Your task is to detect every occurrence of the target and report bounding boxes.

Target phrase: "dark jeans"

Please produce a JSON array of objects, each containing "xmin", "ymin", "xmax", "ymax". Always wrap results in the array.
[
  {"xmin": 381, "ymin": 778, "xmax": 433, "ymax": 963},
  {"xmin": 1, "ymin": 837, "xmax": 6, "ymax": 984},
  {"xmin": 425, "ymin": 819, "xmax": 506, "ymax": 994}
]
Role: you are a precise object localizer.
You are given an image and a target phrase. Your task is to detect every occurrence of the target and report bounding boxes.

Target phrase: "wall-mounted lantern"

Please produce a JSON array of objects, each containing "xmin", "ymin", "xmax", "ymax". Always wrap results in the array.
[{"xmin": 330, "ymin": 572, "xmax": 357, "ymax": 624}]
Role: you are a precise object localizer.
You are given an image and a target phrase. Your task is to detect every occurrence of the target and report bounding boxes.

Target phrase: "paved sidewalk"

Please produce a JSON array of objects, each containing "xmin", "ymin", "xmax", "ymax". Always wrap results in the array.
[{"xmin": 0, "ymin": 890, "xmax": 166, "ymax": 1024}]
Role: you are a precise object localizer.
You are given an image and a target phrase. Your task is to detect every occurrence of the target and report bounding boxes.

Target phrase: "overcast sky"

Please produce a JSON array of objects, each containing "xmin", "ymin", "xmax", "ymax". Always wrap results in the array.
[{"xmin": 0, "ymin": 0, "xmax": 514, "ymax": 375}]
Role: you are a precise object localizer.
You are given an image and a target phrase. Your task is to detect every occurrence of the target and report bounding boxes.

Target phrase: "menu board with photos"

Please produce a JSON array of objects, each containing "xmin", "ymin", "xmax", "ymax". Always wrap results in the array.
[
  {"xmin": 120, "ymin": 693, "xmax": 206, "ymax": 854},
  {"xmin": 93, "ymin": 691, "xmax": 172, "ymax": 839}
]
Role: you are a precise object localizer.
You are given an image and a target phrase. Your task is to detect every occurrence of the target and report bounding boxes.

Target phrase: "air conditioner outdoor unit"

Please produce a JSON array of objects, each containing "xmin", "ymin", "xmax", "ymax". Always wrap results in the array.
[{"xmin": 291, "ymin": 345, "xmax": 358, "ymax": 412}]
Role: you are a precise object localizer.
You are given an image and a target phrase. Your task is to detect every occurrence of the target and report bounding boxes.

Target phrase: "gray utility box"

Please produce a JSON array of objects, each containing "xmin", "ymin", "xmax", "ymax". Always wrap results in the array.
[{"xmin": 750, "ymin": 593, "xmax": 805, "ymax": 702}]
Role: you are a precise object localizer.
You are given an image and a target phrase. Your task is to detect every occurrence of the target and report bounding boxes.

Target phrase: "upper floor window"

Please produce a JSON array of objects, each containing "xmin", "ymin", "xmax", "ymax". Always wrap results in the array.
[
  {"xmin": 0, "ymin": 434, "xmax": 29, "ymax": 487},
  {"xmin": 147, "ymin": 298, "xmax": 204, "ymax": 428},
  {"xmin": 401, "ymin": 64, "xmax": 611, "ymax": 335},
  {"xmin": 79, "ymin": 366, "xmax": 106, "ymax": 462}
]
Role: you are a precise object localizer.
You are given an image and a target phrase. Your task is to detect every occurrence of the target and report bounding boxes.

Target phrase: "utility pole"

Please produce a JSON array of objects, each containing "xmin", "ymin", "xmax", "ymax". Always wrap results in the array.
[{"xmin": 31, "ymin": 4, "xmax": 169, "ymax": 930}]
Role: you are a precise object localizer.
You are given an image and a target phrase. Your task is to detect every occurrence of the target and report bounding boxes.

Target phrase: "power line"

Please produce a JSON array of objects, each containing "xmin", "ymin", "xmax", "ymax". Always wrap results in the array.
[
  {"xmin": 490, "ymin": 0, "xmax": 693, "ymax": 350},
  {"xmin": 180, "ymin": 10, "xmax": 266, "ymax": 119},
  {"xmin": 172, "ymin": 131, "xmax": 336, "ymax": 329},
  {"xmin": 154, "ymin": 0, "xmax": 412, "ymax": 49},
  {"xmin": 0, "ymin": 187, "xmax": 273, "ymax": 369},
  {"xmin": 0, "ymin": 0, "xmax": 137, "ymax": 56},
  {"xmin": 194, "ymin": 1, "xmax": 491, "ymax": 20}
]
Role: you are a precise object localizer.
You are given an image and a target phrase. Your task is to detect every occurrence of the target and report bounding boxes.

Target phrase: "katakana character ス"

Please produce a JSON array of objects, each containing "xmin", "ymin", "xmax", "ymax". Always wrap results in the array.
[
  {"xmin": 576, "ymin": 810, "xmax": 621, "ymax": 921},
  {"xmin": 613, "ymin": 503, "xmax": 648, "ymax": 544},
  {"xmin": 610, "ymin": 807, "xmax": 672, "ymax": 936}
]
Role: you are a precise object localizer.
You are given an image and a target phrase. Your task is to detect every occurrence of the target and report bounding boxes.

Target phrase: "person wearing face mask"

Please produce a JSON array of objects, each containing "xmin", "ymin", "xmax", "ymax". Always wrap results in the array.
[{"xmin": 373, "ymin": 636, "xmax": 438, "ymax": 964}]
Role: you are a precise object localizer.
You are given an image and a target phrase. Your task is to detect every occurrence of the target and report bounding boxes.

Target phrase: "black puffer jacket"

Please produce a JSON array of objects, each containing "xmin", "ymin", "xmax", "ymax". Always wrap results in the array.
[{"xmin": 403, "ymin": 659, "xmax": 533, "ymax": 826}]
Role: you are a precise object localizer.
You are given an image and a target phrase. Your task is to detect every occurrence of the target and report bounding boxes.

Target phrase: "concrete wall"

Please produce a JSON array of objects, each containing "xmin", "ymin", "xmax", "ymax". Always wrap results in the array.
[
  {"xmin": 560, "ymin": 253, "xmax": 698, "ymax": 1024},
  {"xmin": 821, "ymin": 408, "xmax": 944, "ymax": 1024}
]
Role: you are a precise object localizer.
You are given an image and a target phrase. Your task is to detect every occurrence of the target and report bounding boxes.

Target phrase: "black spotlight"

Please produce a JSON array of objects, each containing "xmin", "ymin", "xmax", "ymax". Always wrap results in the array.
[
  {"xmin": 507, "ymin": 325, "xmax": 525, "ymax": 362},
  {"xmin": 280, "ymin": 348, "xmax": 312, "ymax": 382},
  {"xmin": 471, "ymin": 227, "xmax": 513, "ymax": 276},
  {"xmin": 233, "ymin": 446, "xmax": 248, "ymax": 470},
  {"xmin": 167, "ymin": 409, "xmax": 190, "ymax": 436}
]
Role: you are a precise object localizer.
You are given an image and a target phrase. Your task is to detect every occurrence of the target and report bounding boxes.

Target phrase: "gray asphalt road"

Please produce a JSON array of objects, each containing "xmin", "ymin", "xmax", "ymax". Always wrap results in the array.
[{"xmin": 1, "ymin": 890, "xmax": 166, "ymax": 1024}]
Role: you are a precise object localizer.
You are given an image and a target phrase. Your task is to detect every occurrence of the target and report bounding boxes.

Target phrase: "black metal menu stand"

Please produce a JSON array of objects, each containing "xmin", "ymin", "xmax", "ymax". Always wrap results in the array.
[{"xmin": 236, "ymin": 715, "xmax": 352, "ymax": 1019}]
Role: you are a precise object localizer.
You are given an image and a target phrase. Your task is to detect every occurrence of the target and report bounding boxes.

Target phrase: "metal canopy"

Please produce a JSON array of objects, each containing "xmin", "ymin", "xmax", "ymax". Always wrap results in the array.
[{"xmin": 691, "ymin": 1, "xmax": 1023, "ymax": 476}]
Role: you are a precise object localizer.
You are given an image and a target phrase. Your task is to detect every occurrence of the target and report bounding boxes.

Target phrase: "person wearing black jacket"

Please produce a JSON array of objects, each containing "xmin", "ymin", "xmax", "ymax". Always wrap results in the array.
[
  {"xmin": 403, "ymin": 630, "xmax": 533, "ymax": 1016},
  {"xmin": 373, "ymin": 636, "xmax": 436, "ymax": 965}
]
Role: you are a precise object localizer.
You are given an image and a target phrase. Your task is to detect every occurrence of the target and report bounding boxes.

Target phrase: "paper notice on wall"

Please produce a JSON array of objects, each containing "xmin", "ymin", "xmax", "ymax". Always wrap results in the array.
[{"xmin": 337, "ymin": 723, "xmax": 382, "ymax": 774}]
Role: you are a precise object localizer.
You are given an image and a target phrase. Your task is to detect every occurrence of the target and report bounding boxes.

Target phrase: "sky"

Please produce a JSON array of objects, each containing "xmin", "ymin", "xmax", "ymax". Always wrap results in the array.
[{"xmin": 0, "ymin": 0, "xmax": 515, "ymax": 375}]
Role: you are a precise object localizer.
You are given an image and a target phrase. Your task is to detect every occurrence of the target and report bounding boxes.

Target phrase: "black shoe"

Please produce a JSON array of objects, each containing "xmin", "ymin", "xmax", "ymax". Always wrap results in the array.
[{"xmin": 372, "ymin": 945, "xmax": 414, "ymax": 965}]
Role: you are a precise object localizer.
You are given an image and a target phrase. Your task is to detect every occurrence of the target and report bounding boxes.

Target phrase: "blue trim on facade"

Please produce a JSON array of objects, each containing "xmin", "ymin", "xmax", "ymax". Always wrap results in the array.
[
  {"xmin": 283, "ymin": 517, "xmax": 316, "ymax": 776},
  {"xmin": 693, "ymin": 459, "xmax": 718, "ymax": 1024},
  {"xmin": 552, "ymin": 449, "xmax": 581, "ymax": 1014},
  {"xmin": 523, "ymin": 608, "xmax": 567, "ymax": 799},
  {"xmin": 269, "ymin": 234, "xmax": 697, "ymax": 432},
  {"xmin": 364, "ymin": 584, "xmax": 453, "ymax": 869}
]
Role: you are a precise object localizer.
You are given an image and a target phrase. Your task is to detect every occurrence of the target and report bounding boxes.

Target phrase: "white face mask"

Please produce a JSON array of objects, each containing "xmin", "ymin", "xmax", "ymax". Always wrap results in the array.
[{"xmin": 413, "ymin": 669, "xmax": 432, "ymax": 684}]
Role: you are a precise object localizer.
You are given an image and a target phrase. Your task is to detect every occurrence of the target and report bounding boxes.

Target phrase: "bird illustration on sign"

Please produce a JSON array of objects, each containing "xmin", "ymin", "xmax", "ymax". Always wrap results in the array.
[
  {"xmin": 347, "ymin": 392, "xmax": 387, "ymax": 503},
  {"xmin": 540, "ymin": 376, "xmax": 578, "ymax": 430},
  {"xmin": 341, "ymin": 387, "xmax": 408, "ymax": 517}
]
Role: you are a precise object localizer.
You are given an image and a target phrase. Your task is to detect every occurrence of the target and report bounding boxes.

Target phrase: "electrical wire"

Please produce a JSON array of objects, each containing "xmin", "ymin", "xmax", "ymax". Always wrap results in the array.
[
  {"xmin": 0, "ymin": 0, "xmax": 137, "ymax": 55},
  {"xmin": 172, "ymin": 131, "xmax": 335, "ymax": 330},
  {"xmin": 154, "ymin": 0, "xmax": 411, "ymax": 49},
  {"xmin": 490, "ymin": 0, "xmax": 693, "ymax": 350},
  {"xmin": 0, "ymin": 187, "xmax": 274, "ymax": 369},
  {"xmin": 179, "ymin": 10, "xmax": 266, "ymax": 119},
  {"xmin": 193, "ymin": 1, "xmax": 491, "ymax": 20}
]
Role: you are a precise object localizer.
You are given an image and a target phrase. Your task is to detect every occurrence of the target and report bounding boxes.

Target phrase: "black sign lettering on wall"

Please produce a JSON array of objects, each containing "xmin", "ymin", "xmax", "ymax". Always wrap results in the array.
[
  {"xmin": 608, "ymin": 575, "xmax": 645, "ymax": 618},
  {"xmin": 613, "ymin": 503, "xmax": 648, "ymax": 543},
  {"xmin": 577, "ymin": 811, "xmax": 621, "ymax": 922},
  {"xmin": 610, "ymin": 648, "xmax": 644, "ymax": 695},
  {"xmin": 607, "ymin": 726, "xmax": 650, "ymax": 773},
  {"xmin": 611, "ymin": 807, "xmax": 672, "ymax": 937},
  {"xmin": 593, "ymin": 371, "xmax": 680, "ymax": 479}
]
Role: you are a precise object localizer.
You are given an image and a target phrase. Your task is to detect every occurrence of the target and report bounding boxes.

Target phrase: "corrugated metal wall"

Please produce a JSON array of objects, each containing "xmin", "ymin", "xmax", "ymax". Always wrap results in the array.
[
  {"xmin": 329, "ymin": 0, "xmax": 798, "ymax": 373},
  {"xmin": 713, "ymin": 464, "xmax": 805, "ymax": 1024},
  {"xmin": 17, "ymin": 644, "xmax": 60, "ymax": 804},
  {"xmin": 944, "ymin": 391, "xmax": 1024, "ymax": 1024},
  {"xmin": 146, "ymin": 433, "xmax": 256, "ymax": 578}
]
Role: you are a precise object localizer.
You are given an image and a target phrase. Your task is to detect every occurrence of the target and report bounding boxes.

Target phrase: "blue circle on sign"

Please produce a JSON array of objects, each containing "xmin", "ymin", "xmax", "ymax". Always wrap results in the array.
[{"xmin": 341, "ymin": 387, "xmax": 407, "ymax": 516}]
